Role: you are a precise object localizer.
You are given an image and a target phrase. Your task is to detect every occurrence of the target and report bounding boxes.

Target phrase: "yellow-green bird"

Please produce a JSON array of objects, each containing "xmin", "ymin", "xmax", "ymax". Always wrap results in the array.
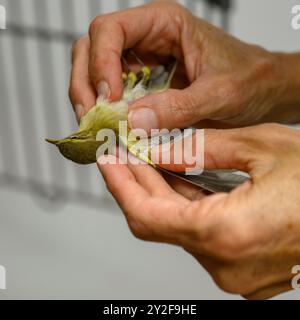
[
  {"xmin": 46, "ymin": 58, "xmax": 177, "ymax": 165},
  {"xmin": 46, "ymin": 57, "xmax": 249, "ymax": 194}
]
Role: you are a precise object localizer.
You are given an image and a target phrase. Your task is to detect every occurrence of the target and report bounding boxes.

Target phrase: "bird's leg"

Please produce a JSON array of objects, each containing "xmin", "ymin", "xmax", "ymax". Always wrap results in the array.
[
  {"xmin": 122, "ymin": 55, "xmax": 138, "ymax": 90},
  {"xmin": 122, "ymin": 51, "xmax": 151, "ymax": 90},
  {"xmin": 126, "ymin": 72, "xmax": 138, "ymax": 89},
  {"xmin": 129, "ymin": 51, "xmax": 151, "ymax": 87},
  {"xmin": 138, "ymin": 66, "xmax": 151, "ymax": 87}
]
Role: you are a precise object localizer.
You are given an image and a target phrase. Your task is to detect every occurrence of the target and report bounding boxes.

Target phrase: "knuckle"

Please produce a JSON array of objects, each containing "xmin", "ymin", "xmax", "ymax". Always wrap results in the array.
[
  {"xmin": 89, "ymin": 17, "xmax": 101, "ymax": 36},
  {"xmin": 71, "ymin": 36, "xmax": 87, "ymax": 63},
  {"xmin": 68, "ymin": 79, "xmax": 80, "ymax": 102},
  {"xmin": 258, "ymin": 123, "xmax": 293, "ymax": 146},
  {"xmin": 157, "ymin": 0, "xmax": 190, "ymax": 17},
  {"xmin": 71, "ymin": 40, "xmax": 80, "ymax": 64},
  {"xmin": 253, "ymin": 55, "xmax": 276, "ymax": 79},
  {"xmin": 91, "ymin": 53, "xmax": 110, "ymax": 69},
  {"xmin": 231, "ymin": 142, "xmax": 254, "ymax": 166},
  {"xmin": 212, "ymin": 225, "xmax": 254, "ymax": 261},
  {"xmin": 168, "ymin": 90, "xmax": 196, "ymax": 125},
  {"xmin": 212, "ymin": 270, "xmax": 234, "ymax": 293},
  {"xmin": 253, "ymin": 123, "xmax": 296, "ymax": 154},
  {"xmin": 127, "ymin": 219, "xmax": 149, "ymax": 241},
  {"xmin": 89, "ymin": 14, "xmax": 112, "ymax": 36},
  {"xmin": 257, "ymin": 122, "xmax": 280, "ymax": 132},
  {"xmin": 212, "ymin": 268, "xmax": 247, "ymax": 294},
  {"xmin": 184, "ymin": 201, "xmax": 215, "ymax": 238},
  {"xmin": 68, "ymin": 85, "xmax": 73, "ymax": 101},
  {"xmin": 256, "ymin": 123, "xmax": 284, "ymax": 146}
]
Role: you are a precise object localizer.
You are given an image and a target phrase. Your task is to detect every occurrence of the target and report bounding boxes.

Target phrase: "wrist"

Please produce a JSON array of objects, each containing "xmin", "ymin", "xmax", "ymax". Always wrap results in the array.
[{"xmin": 268, "ymin": 53, "xmax": 300, "ymax": 124}]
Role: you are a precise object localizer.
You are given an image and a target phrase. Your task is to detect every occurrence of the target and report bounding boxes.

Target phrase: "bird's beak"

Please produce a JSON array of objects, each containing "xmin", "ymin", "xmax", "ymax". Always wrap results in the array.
[{"xmin": 45, "ymin": 138, "xmax": 60, "ymax": 145}]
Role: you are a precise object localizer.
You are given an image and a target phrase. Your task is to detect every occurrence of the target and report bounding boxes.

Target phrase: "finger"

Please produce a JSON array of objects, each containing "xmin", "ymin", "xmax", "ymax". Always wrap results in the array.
[
  {"xmin": 204, "ymin": 126, "xmax": 278, "ymax": 176},
  {"xmin": 112, "ymin": 146, "xmax": 179, "ymax": 197},
  {"xmin": 69, "ymin": 36, "xmax": 97, "ymax": 122},
  {"xmin": 243, "ymin": 280, "xmax": 291, "ymax": 300},
  {"xmin": 89, "ymin": 20, "xmax": 123, "ymax": 101},
  {"xmin": 128, "ymin": 78, "xmax": 226, "ymax": 132},
  {"xmin": 126, "ymin": 153, "xmax": 178, "ymax": 198},
  {"xmin": 114, "ymin": 146, "xmax": 188, "ymax": 200},
  {"xmin": 128, "ymin": 88, "xmax": 198, "ymax": 133},
  {"xmin": 194, "ymin": 119, "xmax": 239, "ymax": 129},
  {"xmin": 151, "ymin": 125, "xmax": 273, "ymax": 176},
  {"xmin": 88, "ymin": 7, "xmax": 155, "ymax": 101},
  {"xmin": 162, "ymin": 173, "xmax": 208, "ymax": 201},
  {"xmin": 98, "ymin": 154, "xmax": 236, "ymax": 248},
  {"xmin": 151, "ymin": 128, "xmax": 205, "ymax": 174},
  {"xmin": 97, "ymin": 155, "xmax": 191, "ymax": 244},
  {"xmin": 97, "ymin": 154, "xmax": 149, "ymax": 211}
]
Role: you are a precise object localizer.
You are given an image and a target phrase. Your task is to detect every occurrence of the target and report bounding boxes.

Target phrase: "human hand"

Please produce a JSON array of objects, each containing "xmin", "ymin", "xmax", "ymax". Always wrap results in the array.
[
  {"xmin": 69, "ymin": 0, "xmax": 300, "ymax": 127},
  {"xmin": 98, "ymin": 123, "xmax": 300, "ymax": 299}
]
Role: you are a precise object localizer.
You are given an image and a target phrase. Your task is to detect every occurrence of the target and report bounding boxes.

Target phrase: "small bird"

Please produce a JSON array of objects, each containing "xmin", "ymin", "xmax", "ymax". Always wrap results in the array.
[
  {"xmin": 46, "ymin": 56, "xmax": 177, "ymax": 165},
  {"xmin": 46, "ymin": 55, "xmax": 249, "ymax": 193}
]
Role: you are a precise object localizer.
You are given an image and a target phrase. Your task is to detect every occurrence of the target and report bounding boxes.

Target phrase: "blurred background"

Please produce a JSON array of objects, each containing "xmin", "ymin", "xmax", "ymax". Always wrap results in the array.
[{"xmin": 0, "ymin": 0, "xmax": 299, "ymax": 299}]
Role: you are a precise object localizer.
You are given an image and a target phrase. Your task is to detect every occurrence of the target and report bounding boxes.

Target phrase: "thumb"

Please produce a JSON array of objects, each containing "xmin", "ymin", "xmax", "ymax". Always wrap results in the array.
[{"xmin": 128, "ymin": 84, "xmax": 208, "ymax": 133}]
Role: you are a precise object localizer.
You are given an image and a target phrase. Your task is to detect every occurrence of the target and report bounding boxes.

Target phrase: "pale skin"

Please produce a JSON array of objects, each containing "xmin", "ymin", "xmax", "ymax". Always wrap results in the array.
[{"xmin": 69, "ymin": 1, "xmax": 300, "ymax": 299}]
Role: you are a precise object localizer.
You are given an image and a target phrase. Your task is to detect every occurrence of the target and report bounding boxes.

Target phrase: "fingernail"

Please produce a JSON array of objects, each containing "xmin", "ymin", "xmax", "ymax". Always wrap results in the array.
[
  {"xmin": 97, "ymin": 154, "xmax": 108, "ymax": 167},
  {"xmin": 97, "ymin": 80, "xmax": 110, "ymax": 100},
  {"xmin": 74, "ymin": 104, "xmax": 83, "ymax": 123},
  {"xmin": 97, "ymin": 153, "xmax": 118, "ymax": 164},
  {"xmin": 128, "ymin": 108, "xmax": 158, "ymax": 133}
]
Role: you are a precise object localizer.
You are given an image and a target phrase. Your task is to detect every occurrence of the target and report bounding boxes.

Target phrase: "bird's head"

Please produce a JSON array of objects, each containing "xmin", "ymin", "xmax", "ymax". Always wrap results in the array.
[{"xmin": 46, "ymin": 131, "xmax": 102, "ymax": 164}]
